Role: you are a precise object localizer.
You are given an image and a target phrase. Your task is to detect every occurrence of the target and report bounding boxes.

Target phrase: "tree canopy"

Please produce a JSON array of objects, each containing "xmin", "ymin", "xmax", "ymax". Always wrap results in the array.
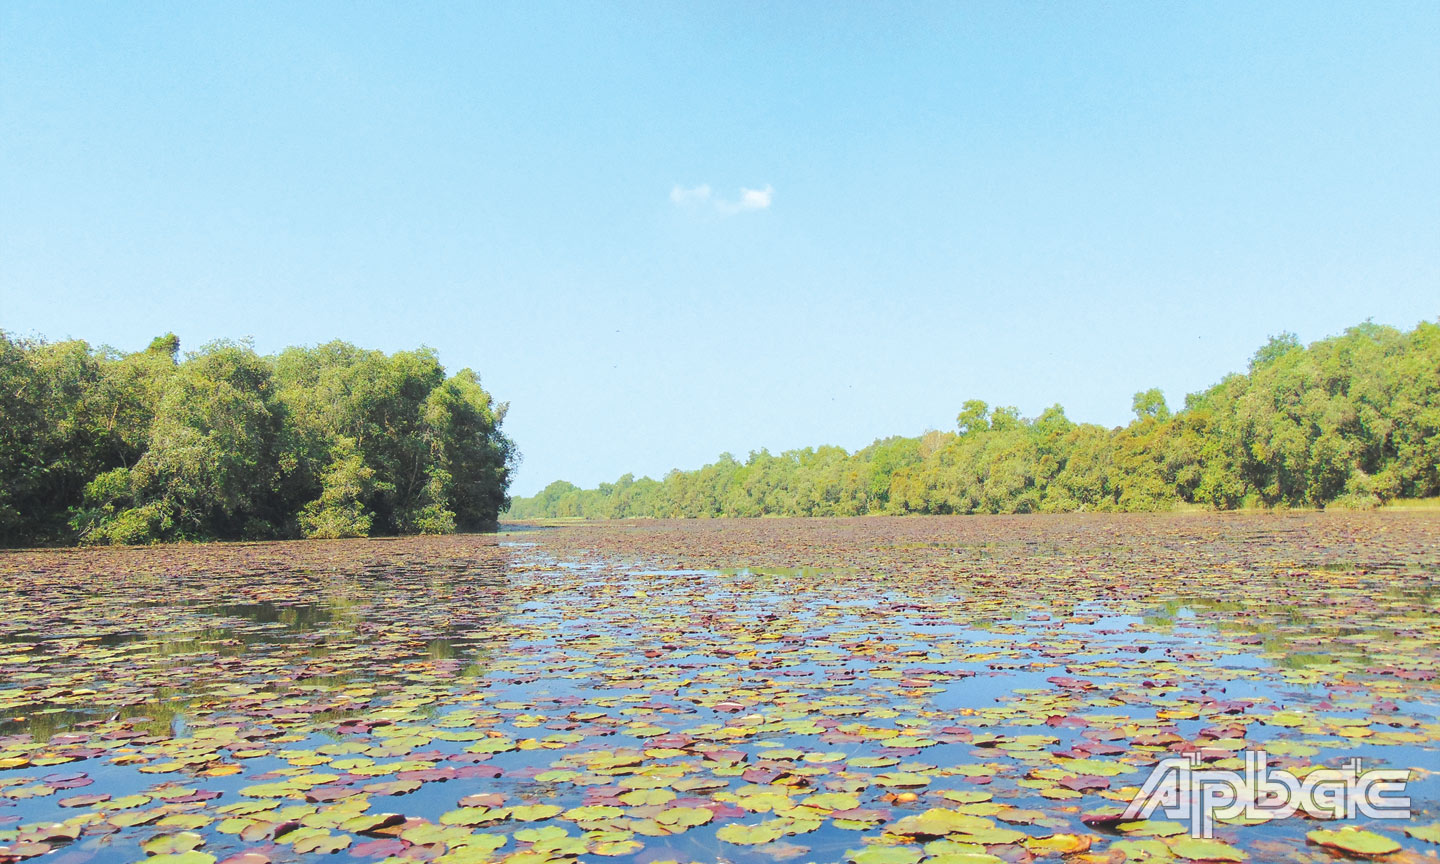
[
  {"xmin": 508, "ymin": 320, "xmax": 1440, "ymax": 519},
  {"xmin": 0, "ymin": 334, "xmax": 516, "ymax": 546}
]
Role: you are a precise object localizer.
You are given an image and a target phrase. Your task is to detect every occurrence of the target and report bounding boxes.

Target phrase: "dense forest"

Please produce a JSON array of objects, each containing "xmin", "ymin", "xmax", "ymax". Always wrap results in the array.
[
  {"xmin": 509, "ymin": 321, "xmax": 1440, "ymax": 519},
  {"xmin": 0, "ymin": 333, "xmax": 516, "ymax": 546}
]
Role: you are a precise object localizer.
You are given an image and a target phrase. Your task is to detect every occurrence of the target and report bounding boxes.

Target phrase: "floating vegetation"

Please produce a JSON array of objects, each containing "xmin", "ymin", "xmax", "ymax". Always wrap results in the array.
[{"xmin": 0, "ymin": 514, "xmax": 1436, "ymax": 863}]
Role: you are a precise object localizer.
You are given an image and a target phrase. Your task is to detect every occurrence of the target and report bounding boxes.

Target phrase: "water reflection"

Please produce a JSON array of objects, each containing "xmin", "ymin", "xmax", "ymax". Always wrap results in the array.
[{"xmin": 0, "ymin": 545, "xmax": 513, "ymax": 742}]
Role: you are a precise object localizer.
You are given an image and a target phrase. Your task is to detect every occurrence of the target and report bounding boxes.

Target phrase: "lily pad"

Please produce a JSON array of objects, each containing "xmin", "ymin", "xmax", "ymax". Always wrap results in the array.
[{"xmin": 1305, "ymin": 829, "xmax": 1401, "ymax": 857}]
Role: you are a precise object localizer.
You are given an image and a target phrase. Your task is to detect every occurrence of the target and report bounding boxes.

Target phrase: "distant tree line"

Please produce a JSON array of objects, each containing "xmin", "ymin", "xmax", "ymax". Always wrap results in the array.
[
  {"xmin": 1, "ymin": 333, "xmax": 516, "ymax": 546},
  {"xmin": 509, "ymin": 321, "xmax": 1439, "ymax": 519}
]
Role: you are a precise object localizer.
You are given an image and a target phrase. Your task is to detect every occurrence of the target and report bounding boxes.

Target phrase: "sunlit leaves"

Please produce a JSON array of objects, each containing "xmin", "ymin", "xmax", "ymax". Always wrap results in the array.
[
  {"xmin": 508, "ymin": 804, "xmax": 564, "ymax": 822},
  {"xmin": 846, "ymin": 845, "xmax": 923, "ymax": 864},
  {"xmin": 1169, "ymin": 837, "xmax": 1248, "ymax": 861},
  {"xmin": 141, "ymin": 832, "xmax": 206, "ymax": 855},
  {"xmin": 1306, "ymin": 829, "xmax": 1401, "ymax": 857},
  {"xmin": 887, "ymin": 809, "xmax": 996, "ymax": 838},
  {"xmin": 715, "ymin": 822, "xmax": 786, "ymax": 845}
]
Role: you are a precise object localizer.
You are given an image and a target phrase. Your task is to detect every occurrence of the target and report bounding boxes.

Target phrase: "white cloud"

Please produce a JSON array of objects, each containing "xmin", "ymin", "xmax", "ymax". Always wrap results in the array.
[
  {"xmin": 671, "ymin": 183, "xmax": 773, "ymax": 215},
  {"xmin": 718, "ymin": 184, "xmax": 773, "ymax": 214},
  {"xmin": 739, "ymin": 185, "xmax": 773, "ymax": 210}
]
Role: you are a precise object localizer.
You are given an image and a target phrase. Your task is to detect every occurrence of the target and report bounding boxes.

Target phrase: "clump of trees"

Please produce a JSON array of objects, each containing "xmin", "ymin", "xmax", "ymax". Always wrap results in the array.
[
  {"xmin": 509, "ymin": 320, "xmax": 1439, "ymax": 519},
  {"xmin": 1, "ymin": 333, "xmax": 516, "ymax": 546}
]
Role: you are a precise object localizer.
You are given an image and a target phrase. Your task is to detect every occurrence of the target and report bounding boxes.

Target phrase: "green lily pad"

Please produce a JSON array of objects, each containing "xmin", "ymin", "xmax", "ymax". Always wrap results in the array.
[
  {"xmin": 1305, "ymin": 829, "xmax": 1401, "ymax": 857},
  {"xmin": 1170, "ymin": 837, "xmax": 1247, "ymax": 861},
  {"xmin": 846, "ymin": 846, "xmax": 923, "ymax": 864}
]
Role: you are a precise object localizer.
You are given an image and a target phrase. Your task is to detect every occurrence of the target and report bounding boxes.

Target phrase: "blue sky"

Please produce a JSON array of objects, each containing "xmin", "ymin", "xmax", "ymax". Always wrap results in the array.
[{"xmin": 3, "ymin": 3, "xmax": 1437, "ymax": 496}]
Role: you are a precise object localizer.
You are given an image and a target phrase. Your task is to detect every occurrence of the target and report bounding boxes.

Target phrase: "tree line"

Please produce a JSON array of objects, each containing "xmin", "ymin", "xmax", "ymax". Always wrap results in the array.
[
  {"xmin": 1, "ymin": 333, "xmax": 517, "ymax": 546},
  {"xmin": 509, "ymin": 320, "xmax": 1439, "ymax": 519}
]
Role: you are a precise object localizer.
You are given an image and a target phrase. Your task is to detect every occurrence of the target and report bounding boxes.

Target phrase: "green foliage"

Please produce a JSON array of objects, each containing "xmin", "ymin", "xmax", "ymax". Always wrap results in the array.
[
  {"xmin": 1131, "ymin": 388, "xmax": 1170, "ymax": 421},
  {"xmin": 0, "ymin": 332, "xmax": 516, "ymax": 546},
  {"xmin": 508, "ymin": 320, "xmax": 1440, "ymax": 519},
  {"xmin": 298, "ymin": 437, "xmax": 375, "ymax": 539},
  {"xmin": 147, "ymin": 333, "xmax": 180, "ymax": 361},
  {"xmin": 1249, "ymin": 331, "xmax": 1301, "ymax": 370},
  {"xmin": 956, "ymin": 399, "xmax": 990, "ymax": 436}
]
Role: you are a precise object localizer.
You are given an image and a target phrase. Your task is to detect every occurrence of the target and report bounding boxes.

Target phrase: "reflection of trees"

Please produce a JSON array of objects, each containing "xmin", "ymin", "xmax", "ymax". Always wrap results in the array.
[
  {"xmin": 11, "ymin": 689, "xmax": 184, "ymax": 743},
  {"xmin": 4, "ymin": 544, "xmax": 516, "ymax": 744},
  {"xmin": 1146, "ymin": 579, "xmax": 1440, "ymax": 671}
]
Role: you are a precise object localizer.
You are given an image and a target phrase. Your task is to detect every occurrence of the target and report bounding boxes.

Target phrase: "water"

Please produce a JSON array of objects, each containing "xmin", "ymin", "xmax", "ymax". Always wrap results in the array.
[{"xmin": 0, "ymin": 524, "xmax": 1436, "ymax": 863}]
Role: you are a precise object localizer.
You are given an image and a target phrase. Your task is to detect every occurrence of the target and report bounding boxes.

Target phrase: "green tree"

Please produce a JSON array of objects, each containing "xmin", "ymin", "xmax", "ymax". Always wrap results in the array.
[
  {"xmin": 1132, "ymin": 388, "xmax": 1170, "ymax": 421},
  {"xmin": 956, "ymin": 400, "xmax": 990, "ymax": 436},
  {"xmin": 506, "ymin": 319, "xmax": 1439, "ymax": 520},
  {"xmin": 0, "ymin": 331, "xmax": 515, "ymax": 546}
]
